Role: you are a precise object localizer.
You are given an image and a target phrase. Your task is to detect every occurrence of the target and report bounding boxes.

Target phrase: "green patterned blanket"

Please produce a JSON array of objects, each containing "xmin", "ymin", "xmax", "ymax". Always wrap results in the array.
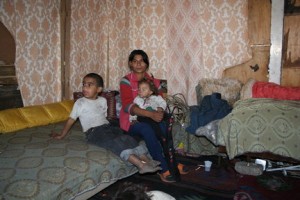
[
  {"xmin": 218, "ymin": 98, "xmax": 300, "ymax": 160},
  {"xmin": 0, "ymin": 122, "xmax": 137, "ymax": 200}
]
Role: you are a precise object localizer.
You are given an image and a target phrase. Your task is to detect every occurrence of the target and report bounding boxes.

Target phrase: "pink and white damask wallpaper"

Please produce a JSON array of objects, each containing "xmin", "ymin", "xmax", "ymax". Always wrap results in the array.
[
  {"xmin": 0, "ymin": 0, "xmax": 250, "ymax": 106},
  {"xmin": 0, "ymin": 0, "xmax": 61, "ymax": 106}
]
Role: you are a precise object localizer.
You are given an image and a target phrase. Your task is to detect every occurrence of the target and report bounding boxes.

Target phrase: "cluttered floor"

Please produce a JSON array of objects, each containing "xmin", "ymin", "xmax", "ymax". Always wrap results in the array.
[{"xmin": 89, "ymin": 155, "xmax": 300, "ymax": 200}]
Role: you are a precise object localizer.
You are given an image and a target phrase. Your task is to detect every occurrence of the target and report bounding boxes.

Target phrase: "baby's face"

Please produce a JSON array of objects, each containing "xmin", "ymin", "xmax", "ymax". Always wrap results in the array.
[{"xmin": 138, "ymin": 83, "xmax": 153, "ymax": 98}]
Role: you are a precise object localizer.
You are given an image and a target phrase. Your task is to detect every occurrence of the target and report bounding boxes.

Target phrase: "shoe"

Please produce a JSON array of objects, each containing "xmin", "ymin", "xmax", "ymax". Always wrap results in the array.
[
  {"xmin": 178, "ymin": 163, "xmax": 189, "ymax": 175},
  {"xmin": 158, "ymin": 170, "xmax": 176, "ymax": 183}
]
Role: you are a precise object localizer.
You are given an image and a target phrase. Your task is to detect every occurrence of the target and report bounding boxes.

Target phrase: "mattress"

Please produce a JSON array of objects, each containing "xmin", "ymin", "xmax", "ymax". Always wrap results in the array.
[{"xmin": 0, "ymin": 122, "xmax": 137, "ymax": 200}]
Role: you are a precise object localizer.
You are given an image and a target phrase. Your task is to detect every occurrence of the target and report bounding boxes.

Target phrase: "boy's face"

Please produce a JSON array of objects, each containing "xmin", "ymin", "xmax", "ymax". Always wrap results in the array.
[
  {"xmin": 138, "ymin": 82, "xmax": 153, "ymax": 98},
  {"xmin": 82, "ymin": 77, "xmax": 101, "ymax": 99}
]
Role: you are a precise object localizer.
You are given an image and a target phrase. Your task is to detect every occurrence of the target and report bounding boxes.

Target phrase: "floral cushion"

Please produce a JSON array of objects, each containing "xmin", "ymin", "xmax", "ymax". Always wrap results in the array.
[{"xmin": 196, "ymin": 78, "xmax": 243, "ymax": 106}]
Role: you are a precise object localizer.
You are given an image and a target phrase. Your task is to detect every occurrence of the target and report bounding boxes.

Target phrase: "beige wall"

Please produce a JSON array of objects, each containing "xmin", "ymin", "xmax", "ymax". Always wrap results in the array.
[
  {"xmin": 0, "ymin": 0, "xmax": 250, "ymax": 106},
  {"xmin": 0, "ymin": 0, "xmax": 61, "ymax": 106}
]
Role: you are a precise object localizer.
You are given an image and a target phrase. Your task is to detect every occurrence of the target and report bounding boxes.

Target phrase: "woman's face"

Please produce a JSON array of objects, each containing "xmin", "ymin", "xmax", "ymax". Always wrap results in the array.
[{"xmin": 129, "ymin": 54, "xmax": 148, "ymax": 74}]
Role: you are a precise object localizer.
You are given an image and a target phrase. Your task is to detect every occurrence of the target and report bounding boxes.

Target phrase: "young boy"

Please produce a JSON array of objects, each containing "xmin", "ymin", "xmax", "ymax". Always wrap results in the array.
[{"xmin": 51, "ymin": 73, "xmax": 161, "ymax": 174}]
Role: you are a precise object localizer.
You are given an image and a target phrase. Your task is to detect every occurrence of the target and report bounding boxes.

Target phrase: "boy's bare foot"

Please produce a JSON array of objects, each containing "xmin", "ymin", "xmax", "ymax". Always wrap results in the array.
[
  {"xmin": 139, "ymin": 163, "xmax": 162, "ymax": 174},
  {"xmin": 147, "ymin": 160, "xmax": 161, "ymax": 167}
]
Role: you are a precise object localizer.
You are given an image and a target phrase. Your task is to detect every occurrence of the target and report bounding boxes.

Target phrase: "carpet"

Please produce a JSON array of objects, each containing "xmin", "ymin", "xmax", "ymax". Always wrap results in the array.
[
  {"xmin": 89, "ymin": 155, "xmax": 300, "ymax": 200},
  {"xmin": 90, "ymin": 155, "xmax": 238, "ymax": 200},
  {"xmin": 236, "ymin": 172, "xmax": 300, "ymax": 200}
]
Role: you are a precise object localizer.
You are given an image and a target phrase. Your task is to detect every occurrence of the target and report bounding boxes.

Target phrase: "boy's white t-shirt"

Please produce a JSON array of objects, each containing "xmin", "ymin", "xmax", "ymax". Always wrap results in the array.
[{"xmin": 69, "ymin": 97, "xmax": 109, "ymax": 132}]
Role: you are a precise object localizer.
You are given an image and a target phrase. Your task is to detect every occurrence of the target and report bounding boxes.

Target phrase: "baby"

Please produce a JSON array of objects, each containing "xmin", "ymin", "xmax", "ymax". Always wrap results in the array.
[{"xmin": 130, "ymin": 78, "xmax": 167, "ymax": 123}]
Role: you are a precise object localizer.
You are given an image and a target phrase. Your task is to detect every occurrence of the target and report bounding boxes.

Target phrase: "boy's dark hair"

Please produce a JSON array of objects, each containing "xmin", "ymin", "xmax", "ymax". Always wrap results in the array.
[
  {"xmin": 113, "ymin": 182, "xmax": 151, "ymax": 200},
  {"xmin": 138, "ymin": 78, "xmax": 158, "ymax": 95},
  {"xmin": 128, "ymin": 49, "xmax": 149, "ymax": 69},
  {"xmin": 84, "ymin": 73, "xmax": 104, "ymax": 87}
]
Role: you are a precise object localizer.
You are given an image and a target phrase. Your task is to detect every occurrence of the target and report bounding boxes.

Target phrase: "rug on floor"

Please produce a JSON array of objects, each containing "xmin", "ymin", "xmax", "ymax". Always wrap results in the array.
[
  {"xmin": 236, "ymin": 171, "xmax": 300, "ymax": 200},
  {"xmin": 90, "ymin": 155, "xmax": 238, "ymax": 200},
  {"xmin": 89, "ymin": 155, "xmax": 300, "ymax": 200}
]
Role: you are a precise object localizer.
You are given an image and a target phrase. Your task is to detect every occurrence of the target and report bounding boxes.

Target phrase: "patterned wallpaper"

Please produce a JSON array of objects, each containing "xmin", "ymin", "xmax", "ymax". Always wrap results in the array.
[
  {"xmin": 69, "ymin": 0, "xmax": 168, "ymax": 95},
  {"xmin": 165, "ymin": 0, "xmax": 250, "ymax": 104},
  {"xmin": 68, "ymin": 0, "xmax": 108, "ymax": 96},
  {"xmin": 0, "ymin": 0, "xmax": 250, "ymax": 106},
  {"xmin": 0, "ymin": 0, "xmax": 61, "ymax": 106}
]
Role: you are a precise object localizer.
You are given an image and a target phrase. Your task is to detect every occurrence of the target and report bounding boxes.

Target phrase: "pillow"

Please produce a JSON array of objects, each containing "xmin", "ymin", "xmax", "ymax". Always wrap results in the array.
[
  {"xmin": 59, "ymin": 99, "xmax": 75, "ymax": 113},
  {"xmin": 196, "ymin": 78, "xmax": 243, "ymax": 106},
  {"xmin": 73, "ymin": 91, "xmax": 119, "ymax": 120},
  {"xmin": 240, "ymin": 78, "xmax": 256, "ymax": 100},
  {"xmin": 252, "ymin": 81, "xmax": 300, "ymax": 100},
  {"xmin": 42, "ymin": 100, "xmax": 74, "ymax": 123},
  {"xmin": 0, "ymin": 101, "xmax": 73, "ymax": 134},
  {"xmin": 101, "ymin": 91, "xmax": 119, "ymax": 120},
  {"xmin": 241, "ymin": 78, "xmax": 300, "ymax": 100},
  {"xmin": 19, "ymin": 105, "xmax": 52, "ymax": 127},
  {"xmin": 0, "ymin": 109, "xmax": 29, "ymax": 133}
]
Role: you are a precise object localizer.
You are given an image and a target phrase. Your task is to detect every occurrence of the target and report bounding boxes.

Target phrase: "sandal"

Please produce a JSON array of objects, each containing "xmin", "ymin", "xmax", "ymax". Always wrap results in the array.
[
  {"xmin": 178, "ymin": 163, "xmax": 189, "ymax": 175},
  {"xmin": 158, "ymin": 170, "xmax": 176, "ymax": 183}
]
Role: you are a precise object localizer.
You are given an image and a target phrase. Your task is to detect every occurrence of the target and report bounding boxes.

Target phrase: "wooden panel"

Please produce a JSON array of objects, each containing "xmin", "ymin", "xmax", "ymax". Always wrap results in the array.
[
  {"xmin": 0, "ymin": 21, "xmax": 15, "ymax": 64},
  {"xmin": 0, "ymin": 65, "xmax": 16, "ymax": 76},
  {"xmin": 0, "ymin": 85, "xmax": 23, "ymax": 110},
  {"xmin": 0, "ymin": 64, "xmax": 23, "ymax": 109},
  {"xmin": 248, "ymin": 0, "xmax": 271, "ymax": 45},
  {"xmin": 0, "ymin": 76, "xmax": 18, "ymax": 85},
  {"xmin": 223, "ymin": 0, "xmax": 271, "ymax": 84},
  {"xmin": 283, "ymin": 15, "xmax": 300, "ymax": 67},
  {"xmin": 222, "ymin": 46, "xmax": 269, "ymax": 84},
  {"xmin": 281, "ymin": 67, "xmax": 300, "ymax": 87}
]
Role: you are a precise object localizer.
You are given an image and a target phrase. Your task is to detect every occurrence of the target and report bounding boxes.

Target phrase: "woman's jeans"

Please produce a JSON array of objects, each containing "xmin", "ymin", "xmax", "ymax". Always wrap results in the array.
[{"xmin": 128, "ymin": 121, "xmax": 168, "ymax": 173}]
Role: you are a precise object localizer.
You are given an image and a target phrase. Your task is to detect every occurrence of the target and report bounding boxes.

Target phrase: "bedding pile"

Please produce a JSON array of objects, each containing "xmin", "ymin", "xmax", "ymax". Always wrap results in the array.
[
  {"xmin": 0, "ymin": 100, "xmax": 137, "ymax": 200},
  {"xmin": 0, "ymin": 122, "xmax": 137, "ymax": 200},
  {"xmin": 215, "ymin": 98, "xmax": 300, "ymax": 160}
]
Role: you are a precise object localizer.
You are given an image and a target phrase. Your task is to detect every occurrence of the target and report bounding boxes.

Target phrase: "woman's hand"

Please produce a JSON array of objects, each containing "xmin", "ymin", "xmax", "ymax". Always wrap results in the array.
[
  {"xmin": 157, "ymin": 107, "xmax": 164, "ymax": 112},
  {"xmin": 149, "ymin": 110, "xmax": 164, "ymax": 122},
  {"xmin": 131, "ymin": 105, "xmax": 164, "ymax": 122}
]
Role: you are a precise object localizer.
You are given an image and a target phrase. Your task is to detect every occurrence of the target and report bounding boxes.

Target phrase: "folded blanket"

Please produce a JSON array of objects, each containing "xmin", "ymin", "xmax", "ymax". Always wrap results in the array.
[
  {"xmin": 186, "ymin": 93, "xmax": 232, "ymax": 134},
  {"xmin": 241, "ymin": 79, "xmax": 300, "ymax": 100},
  {"xmin": 195, "ymin": 119, "xmax": 221, "ymax": 146}
]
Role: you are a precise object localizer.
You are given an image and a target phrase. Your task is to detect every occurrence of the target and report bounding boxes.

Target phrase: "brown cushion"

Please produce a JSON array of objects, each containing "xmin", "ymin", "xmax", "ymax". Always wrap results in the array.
[
  {"xmin": 73, "ymin": 91, "xmax": 119, "ymax": 120},
  {"xmin": 196, "ymin": 78, "xmax": 243, "ymax": 106},
  {"xmin": 240, "ymin": 78, "xmax": 256, "ymax": 100}
]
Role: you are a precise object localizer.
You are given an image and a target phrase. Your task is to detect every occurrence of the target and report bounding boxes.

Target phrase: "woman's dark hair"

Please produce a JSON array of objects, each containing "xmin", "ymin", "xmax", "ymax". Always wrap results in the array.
[
  {"xmin": 84, "ymin": 73, "xmax": 104, "ymax": 87},
  {"xmin": 128, "ymin": 49, "xmax": 149, "ymax": 69},
  {"xmin": 138, "ymin": 78, "xmax": 158, "ymax": 95},
  {"xmin": 113, "ymin": 181, "xmax": 151, "ymax": 200}
]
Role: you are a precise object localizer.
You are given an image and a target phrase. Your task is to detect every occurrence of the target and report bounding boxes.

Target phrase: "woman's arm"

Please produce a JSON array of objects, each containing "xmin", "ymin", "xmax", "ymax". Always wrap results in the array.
[
  {"xmin": 120, "ymin": 77, "xmax": 164, "ymax": 122},
  {"xmin": 131, "ymin": 104, "xmax": 164, "ymax": 122}
]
